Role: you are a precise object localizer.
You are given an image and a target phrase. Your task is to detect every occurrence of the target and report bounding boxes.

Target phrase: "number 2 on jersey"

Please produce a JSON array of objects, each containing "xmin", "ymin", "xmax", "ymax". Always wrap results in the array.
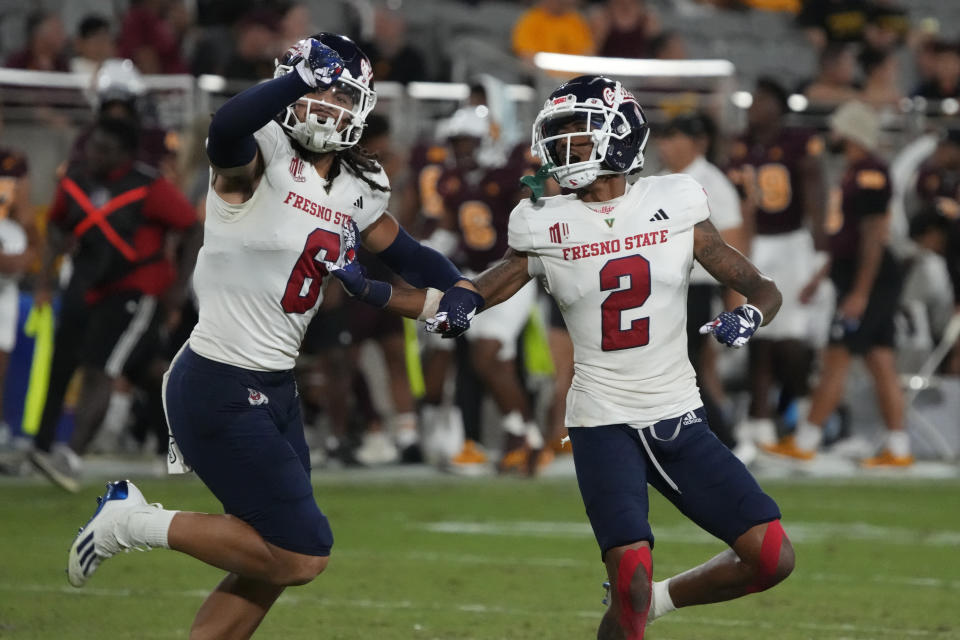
[
  {"xmin": 600, "ymin": 255, "xmax": 651, "ymax": 351},
  {"xmin": 281, "ymin": 228, "xmax": 341, "ymax": 313}
]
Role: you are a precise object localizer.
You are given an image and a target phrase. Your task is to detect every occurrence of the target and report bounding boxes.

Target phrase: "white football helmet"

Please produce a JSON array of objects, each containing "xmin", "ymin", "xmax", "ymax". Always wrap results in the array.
[
  {"xmin": 274, "ymin": 33, "xmax": 377, "ymax": 153},
  {"xmin": 531, "ymin": 75, "xmax": 650, "ymax": 189}
]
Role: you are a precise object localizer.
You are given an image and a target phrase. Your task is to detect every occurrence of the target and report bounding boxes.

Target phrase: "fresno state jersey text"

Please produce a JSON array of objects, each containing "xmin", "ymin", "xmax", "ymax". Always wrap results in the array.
[{"xmin": 507, "ymin": 173, "xmax": 709, "ymax": 429}]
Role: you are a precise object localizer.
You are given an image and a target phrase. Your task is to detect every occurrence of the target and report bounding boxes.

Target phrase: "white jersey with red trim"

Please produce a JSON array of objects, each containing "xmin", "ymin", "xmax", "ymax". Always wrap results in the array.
[
  {"xmin": 507, "ymin": 174, "xmax": 709, "ymax": 428},
  {"xmin": 189, "ymin": 120, "xmax": 389, "ymax": 371}
]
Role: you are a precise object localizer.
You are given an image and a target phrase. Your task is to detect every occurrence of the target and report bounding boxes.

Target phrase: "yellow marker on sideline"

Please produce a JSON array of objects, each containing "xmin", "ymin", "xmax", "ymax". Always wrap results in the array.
[
  {"xmin": 522, "ymin": 305, "xmax": 555, "ymax": 377},
  {"xmin": 403, "ymin": 317, "xmax": 425, "ymax": 399},
  {"xmin": 21, "ymin": 303, "xmax": 54, "ymax": 435}
]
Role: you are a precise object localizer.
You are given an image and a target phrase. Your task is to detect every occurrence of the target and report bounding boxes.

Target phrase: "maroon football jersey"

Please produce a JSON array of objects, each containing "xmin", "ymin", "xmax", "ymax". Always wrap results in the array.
[
  {"xmin": 438, "ymin": 164, "xmax": 524, "ymax": 273},
  {"xmin": 726, "ymin": 128, "xmax": 823, "ymax": 235},
  {"xmin": 408, "ymin": 140, "xmax": 451, "ymax": 222},
  {"xmin": 828, "ymin": 155, "xmax": 891, "ymax": 266},
  {"xmin": 0, "ymin": 147, "xmax": 27, "ymax": 222}
]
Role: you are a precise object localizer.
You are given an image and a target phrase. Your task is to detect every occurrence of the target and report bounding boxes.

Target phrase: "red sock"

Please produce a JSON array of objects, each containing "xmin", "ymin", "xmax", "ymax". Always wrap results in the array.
[
  {"xmin": 616, "ymin": 546, "xmax": 652, "ymax": 639},
  {"xmin": 747, "ymin": 519, "xmax": 786, "ymax": 594}
]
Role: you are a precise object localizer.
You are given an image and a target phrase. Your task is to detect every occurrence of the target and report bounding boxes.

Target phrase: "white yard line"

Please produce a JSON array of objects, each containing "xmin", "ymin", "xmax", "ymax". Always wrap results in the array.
[
  {"xmin": 0, "ymin": 582, "xmax": 946, "ymax": 637},
  {"xmin": 415, "ymin": 519, "xmax": 960, "ymax": 546}
]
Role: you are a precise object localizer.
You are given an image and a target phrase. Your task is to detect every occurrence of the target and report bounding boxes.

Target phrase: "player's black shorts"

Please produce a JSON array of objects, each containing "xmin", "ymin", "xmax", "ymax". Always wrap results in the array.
[
  {"xmin": 829, "ymin": 255, "xmax": 902, "ymax": 354},
  {"xmin": 164, "ymin": 346, "xmax": 333, "ymax": 556},
  {"xmin": 828, "ymin": 284, "xmax": 902, "ymax": 354},
  {"xmin": 81, "ymin": 291, "xmax": 161, "ymax": 378},
  {"xmin": 568, "ymin": 407, "xmax": 781, "ymax": 557}
]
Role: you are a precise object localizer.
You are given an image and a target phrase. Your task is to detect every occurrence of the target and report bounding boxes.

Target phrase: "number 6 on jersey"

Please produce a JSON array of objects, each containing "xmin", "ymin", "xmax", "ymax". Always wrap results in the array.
[{"xmin": 281, "ymin": 228, "xmax": 341, "ymax": 313}]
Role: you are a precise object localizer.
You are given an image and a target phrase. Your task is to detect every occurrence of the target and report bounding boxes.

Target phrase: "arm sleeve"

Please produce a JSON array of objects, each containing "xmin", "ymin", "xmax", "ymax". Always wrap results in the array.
[
  {"xmin": 206, "ymin": 71, "xmax": 311, "ymax": 169},
  {"xmin": 143, "ymin": 178, "xmax": 198, "ymax": 230},
  {"xmin": 376, "ymin": 227, "xmax": 465, "ymax": 290}
]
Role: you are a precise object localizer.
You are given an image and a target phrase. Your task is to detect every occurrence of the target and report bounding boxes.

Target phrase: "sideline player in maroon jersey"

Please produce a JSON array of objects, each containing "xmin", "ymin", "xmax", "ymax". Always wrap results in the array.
[
  {"xmin": 767, "ymin": 101, "xmax": 911, "ymax": 466},
  {"xmin": 726, "ymin": 78, "xmax": 827, "ymax": 458}
]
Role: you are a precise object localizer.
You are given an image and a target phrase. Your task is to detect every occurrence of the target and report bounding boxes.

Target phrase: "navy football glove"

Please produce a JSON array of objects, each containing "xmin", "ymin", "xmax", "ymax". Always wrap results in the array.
[
  {"xmin": 322, "ymin": 220, "xmax": 392, "ymax": 307},
  {"xmin": 287, "ymin": 38, "xmax": 344, "ymax": 89},
  {"xmin": 426, "ymin": 284, "xmax": 485, "ymax": 338},
  {"xmin": 699, "ymin": 304, "xmax": 763, "ymax": 349},
  {"xmin": 323, "ymin": 261, "xmax": 392, "ymax": 307}
]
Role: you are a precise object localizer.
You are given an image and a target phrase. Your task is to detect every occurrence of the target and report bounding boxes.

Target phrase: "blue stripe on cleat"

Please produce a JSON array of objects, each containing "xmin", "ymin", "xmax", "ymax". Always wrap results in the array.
[{"xmin": 76, "ymin": 531, "xmax": 94, "ymax": 555}]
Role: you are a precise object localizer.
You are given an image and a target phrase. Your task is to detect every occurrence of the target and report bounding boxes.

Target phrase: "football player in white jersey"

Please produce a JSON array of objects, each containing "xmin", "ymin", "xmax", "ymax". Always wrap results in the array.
[
  {"xmin": 342, "ymin": 75, "xmax": 795, "ymax": 639},
  {"xmin": 65, "ymin": 34, "xmax": 482, "ymax": 639}
]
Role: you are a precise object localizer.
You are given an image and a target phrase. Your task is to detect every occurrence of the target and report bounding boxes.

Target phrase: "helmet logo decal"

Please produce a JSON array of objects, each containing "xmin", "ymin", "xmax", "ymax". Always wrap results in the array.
[
  {"xmin": 360, "ymin": 57, "xmax": 373, "ymax": 85},
  {"xmin": 602, "ymin": 87, "xmax": 617, "ymax": 106}
]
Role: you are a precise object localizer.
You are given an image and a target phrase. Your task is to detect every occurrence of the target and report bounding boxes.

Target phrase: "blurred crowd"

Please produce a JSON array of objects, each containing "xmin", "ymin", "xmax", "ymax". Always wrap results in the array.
[
  {"xmin": 0, "ymin": 0, "xmax": 958, "ymax": 487},
  {"xmin": 0, "ymin": 0, "xmax": 957, "ymax": 100}
]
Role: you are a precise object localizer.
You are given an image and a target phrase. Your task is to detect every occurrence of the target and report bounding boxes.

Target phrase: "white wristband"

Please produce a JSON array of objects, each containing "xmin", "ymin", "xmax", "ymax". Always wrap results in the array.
[{"xmin": 418, "ymin": 288, "xmax": 443, "ymax": 321}]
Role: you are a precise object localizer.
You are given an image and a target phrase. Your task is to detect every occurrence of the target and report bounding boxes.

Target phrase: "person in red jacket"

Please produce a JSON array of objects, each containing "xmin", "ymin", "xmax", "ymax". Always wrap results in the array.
[{"xmin": 29, "ymin": 115, "xmax": 198, "ymax": 491}]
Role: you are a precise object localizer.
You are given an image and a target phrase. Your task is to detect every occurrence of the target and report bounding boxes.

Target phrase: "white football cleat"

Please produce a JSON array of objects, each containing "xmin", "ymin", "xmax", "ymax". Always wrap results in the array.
[{"xmin": 67, "ymin": 480, "xmax": 151, "ymax": 587}]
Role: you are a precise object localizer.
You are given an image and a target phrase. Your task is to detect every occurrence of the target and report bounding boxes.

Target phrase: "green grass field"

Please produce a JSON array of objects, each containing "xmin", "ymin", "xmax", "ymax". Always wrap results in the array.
[{"xmin": 1, "ymin": 472, "xmax": 959, "ymax": 639}]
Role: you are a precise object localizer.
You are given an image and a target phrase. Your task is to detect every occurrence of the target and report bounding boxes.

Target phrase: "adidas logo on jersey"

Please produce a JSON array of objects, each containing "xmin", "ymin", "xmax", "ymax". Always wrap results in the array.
[
  {"xmin": 353, "ymin": 196, "xmax": 363, "ymax": 210},
  {"xmin": 681, "ymin": 411, "xmax": 702, "ymax": 426},
  {"xmin": 649, "ymin": 208, "xmax": 669, "ymax": 222}
]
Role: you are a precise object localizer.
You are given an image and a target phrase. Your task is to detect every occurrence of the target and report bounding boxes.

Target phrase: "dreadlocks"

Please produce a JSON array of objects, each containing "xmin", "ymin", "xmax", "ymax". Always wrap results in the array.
[
  {"xmin": 327, "ymin": 144, "xmax": 390, "ymax": 194},
  {"xmin": 290, "ymin": 139, "xmax": 390, "ymax": 195}
]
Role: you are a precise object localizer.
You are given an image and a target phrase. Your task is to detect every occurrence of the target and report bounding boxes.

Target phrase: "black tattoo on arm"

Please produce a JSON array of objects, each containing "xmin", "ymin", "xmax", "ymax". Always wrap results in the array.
[
  {"xmin": 475, "ymin": 249, "xmax": 533, "ymax": 309},
  {"xmin": 694, "ymin": 219, "xmax": 782, "ymax": 324}
]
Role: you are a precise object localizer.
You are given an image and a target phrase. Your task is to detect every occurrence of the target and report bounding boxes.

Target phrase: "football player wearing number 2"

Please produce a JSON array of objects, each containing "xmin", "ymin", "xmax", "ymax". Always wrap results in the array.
[
  {"xmin": 65, "ymin": 34, "xmax": 480, "ymax": 639},
  {"xmin": 347, "ymin": 75, "xmax": 795, "ymax": 639}
]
